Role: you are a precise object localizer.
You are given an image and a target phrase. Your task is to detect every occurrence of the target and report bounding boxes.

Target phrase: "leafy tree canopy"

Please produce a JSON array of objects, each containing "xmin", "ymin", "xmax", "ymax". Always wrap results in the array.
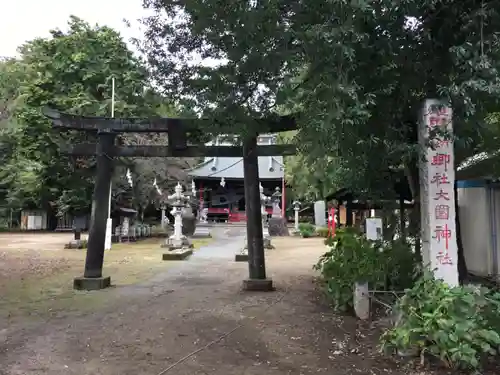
[
  {"xmin": 0, "ymin": 16, "xmax": 192, "ymax": 219},
  {"xmin": 141, "ymin": 0, "xmax": 500, "ymax": 199}
]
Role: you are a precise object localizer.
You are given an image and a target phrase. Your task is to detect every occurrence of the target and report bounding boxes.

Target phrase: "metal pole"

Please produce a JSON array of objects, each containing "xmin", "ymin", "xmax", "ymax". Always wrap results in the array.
[
  {"xmin": 111, "ymin": 77, "xmax": 115, "ymax": 118},
  {"xmin": 104, "ymin": 77, "xmax": 115, "ymax": 250},
  {"xmin": 281, "ymin": 176, "xmax": 285, "ymax": 217}
]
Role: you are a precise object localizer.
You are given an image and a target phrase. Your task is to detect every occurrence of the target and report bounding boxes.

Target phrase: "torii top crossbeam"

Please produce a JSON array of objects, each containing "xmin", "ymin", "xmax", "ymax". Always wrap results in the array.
[{"xmin": 43, "ymin": 107, "xmax": 298, "ymax": 134}]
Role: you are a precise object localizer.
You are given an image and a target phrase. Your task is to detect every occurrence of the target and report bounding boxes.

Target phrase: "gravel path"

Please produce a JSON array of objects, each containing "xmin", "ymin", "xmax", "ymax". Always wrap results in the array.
[{"xmin": 0, "ymin": 230, "xmax": 424, "ymax": 375}]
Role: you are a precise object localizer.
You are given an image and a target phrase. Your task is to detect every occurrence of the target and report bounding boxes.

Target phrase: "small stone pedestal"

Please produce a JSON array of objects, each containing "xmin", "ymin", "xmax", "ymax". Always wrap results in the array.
[
  {"xmin": 162, "ymin": 249, "xmax": 193, "ymax": 260},
  {"xmin": 192, "ymin": 224, "xmax": 212, "ymax": 238},
  {"xmin": 235, "ymin": 249, "xmax": 249, "ymax": 262},
  {"xmin": 65, "ymin": 239, "xmax": 86, "ymax": 249},
  {"xmin": 73, "ymin": 276, "xmax": 111, "ymax": 291},
  {"xmin": 65, "ymin": 229, "xmax": 86, "ymax": 249},
  {"xmin": 239, "ymin": 236, "xmax": 274, "ymax": 262},
  {"xmin": 161, "ymin": 237, "xmax": 194, "ymax": 260},
  {"xmin": 242, "ymin": 278, "xmax": 274, "ymax": 292}
]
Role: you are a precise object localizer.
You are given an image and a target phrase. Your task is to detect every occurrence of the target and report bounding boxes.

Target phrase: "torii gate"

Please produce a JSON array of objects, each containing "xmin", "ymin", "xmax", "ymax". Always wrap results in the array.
[{"xmin": 44, "ymin": 108, "xmax": 297, "ymax": 292}]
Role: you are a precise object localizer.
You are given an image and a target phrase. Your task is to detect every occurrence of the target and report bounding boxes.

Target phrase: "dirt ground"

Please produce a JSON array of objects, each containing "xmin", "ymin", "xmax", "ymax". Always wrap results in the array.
[
  {"xmin": 0, "ymin": 233, "xmax": 210, "ymax": 321},
  {"xmin": 0, "ymin": 232, "xmax": 494, "ymax": 375}
]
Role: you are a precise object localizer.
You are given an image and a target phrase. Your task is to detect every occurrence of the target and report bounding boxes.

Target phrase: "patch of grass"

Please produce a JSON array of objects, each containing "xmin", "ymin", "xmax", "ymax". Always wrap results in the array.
[{"xmin": 0, "ymin": 237, "xmax": 213, "ymax": 321}]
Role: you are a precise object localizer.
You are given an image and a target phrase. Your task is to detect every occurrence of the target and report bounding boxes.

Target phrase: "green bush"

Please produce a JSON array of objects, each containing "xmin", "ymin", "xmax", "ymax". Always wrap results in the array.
[
  {"xmin": 298, "ymin": 222, "xmax": 315, "ymax": 238},
  {"xmin": 315, "ymin": 226, "xmax": 330, "ymax": 238},
  {"xmin": 383, "ymin": 240, "xmax": 420, "ymax": 291},
  {"xmin": 381, "ymin": 272, "xmax": 500, "ymax": 370},
  {"xmin": 314, "ymin": 228, "xmax": 384, "ymax": 311},
  {"xmin": 314, "ymin": 228, "xmax": 418, "ymax": 312}
]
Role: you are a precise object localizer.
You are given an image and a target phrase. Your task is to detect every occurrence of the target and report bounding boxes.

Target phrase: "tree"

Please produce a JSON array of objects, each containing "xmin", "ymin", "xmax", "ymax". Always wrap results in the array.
[
  {"xmin": 141, "ymin": 0, "xmax": 500, "ymax": 182},
  {"xmin": 0, "ymin": 16, "xmax": 192, "ymax": 221},
  {"xmin": 141, "ymin": 0, "xmax": 500, "ymax": 279}
]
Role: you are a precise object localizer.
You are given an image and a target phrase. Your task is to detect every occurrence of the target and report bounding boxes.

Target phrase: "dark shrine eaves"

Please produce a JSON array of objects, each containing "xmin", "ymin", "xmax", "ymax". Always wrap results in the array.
[{"xmin": 43, "ymin": 107, "xmax": 298, "ymax": 134}]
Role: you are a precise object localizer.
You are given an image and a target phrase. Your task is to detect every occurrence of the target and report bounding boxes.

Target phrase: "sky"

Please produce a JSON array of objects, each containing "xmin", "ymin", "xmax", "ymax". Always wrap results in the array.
[{"xmin": 0, "ymin": 0, "xmax": 148, "ymax": 58}]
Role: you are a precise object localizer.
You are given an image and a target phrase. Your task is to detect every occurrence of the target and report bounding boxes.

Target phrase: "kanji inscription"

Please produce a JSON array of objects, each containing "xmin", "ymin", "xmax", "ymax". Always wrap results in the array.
[
  {"xmin": 419, "ymin": 99, "xmax": 458, "ymax": 286},
  {"xmin": 431, "ymin": 153, "xmax": 451, "ymax": 171},
  {"xmin": 435, "ymin": 205, "xmax": 450, "ymax": 220}
]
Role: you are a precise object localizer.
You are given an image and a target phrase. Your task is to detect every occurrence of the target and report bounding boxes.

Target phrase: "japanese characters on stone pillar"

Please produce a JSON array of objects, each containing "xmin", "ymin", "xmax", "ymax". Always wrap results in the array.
[{"xmin": 419, "ymin": 99, "xmax": 459, "ymax": 286}]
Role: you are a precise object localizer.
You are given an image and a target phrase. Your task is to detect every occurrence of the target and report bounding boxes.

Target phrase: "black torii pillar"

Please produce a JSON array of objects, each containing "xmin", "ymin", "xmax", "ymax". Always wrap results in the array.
[
  {"xmin": 242, "ymin": 135, "xmax": 273, "ymax": 291},
  {"xmin": 73, "ymin": 131, "xmax": 116, "ymax": 290}
]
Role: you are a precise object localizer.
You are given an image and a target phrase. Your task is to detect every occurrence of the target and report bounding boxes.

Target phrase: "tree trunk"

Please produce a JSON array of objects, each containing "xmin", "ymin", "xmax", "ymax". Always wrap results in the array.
[
  {"xmin": 405, "ymin": 159, "xmax": 422, "ymax": 262},
  {"xmin": 409, "ymin": 204, "xmax": 422, "ymax": 263},
  {"xmin": 399, "ymin": 195, "xmax": 406, "ymax": 243},
  {"xmin": 454, "ymin": 183, "xmax": 468, "ymax": 283}
]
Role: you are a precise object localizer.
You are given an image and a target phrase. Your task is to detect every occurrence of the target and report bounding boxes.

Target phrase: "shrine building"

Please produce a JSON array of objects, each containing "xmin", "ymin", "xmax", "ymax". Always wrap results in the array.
[{"xmin": 188, "ymin": 134, "xmax": 285, "ymax": 222}]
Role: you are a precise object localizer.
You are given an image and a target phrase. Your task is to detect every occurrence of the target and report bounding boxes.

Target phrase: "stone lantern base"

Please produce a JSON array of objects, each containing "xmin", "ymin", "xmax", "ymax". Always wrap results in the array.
[
  {"xmin": 161, "ymin": 235, "xmax": 193, "ymax": 260},
  {"xmin": 268, "ymin": 217, "xmax": 290, "ymax": 236}
]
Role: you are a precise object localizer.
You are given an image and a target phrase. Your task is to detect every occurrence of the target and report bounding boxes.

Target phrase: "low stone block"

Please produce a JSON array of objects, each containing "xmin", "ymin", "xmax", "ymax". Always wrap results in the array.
[
  {"xmin": 162, "ymin": 248, "xmax": 193, "ymax": 261},
  {"xmin": 73, "ymin": 276, "xmax": 111, "ymax": 291},
  {"xmin": 235, "ymin": 253, "xmax": 249, "ymax": 262},
  {"xmin": 162, "ymin": 236, "xmax": 193, "ymax": 250},
  {"xmin": 242, "ymin": 278, "xmax": 274, "ymax": 292},
  {"xmin": 268, "ymin": 217, "xmax": 290, "ymax": 236},
  {"xmin": 191, "ymin": 225, "xmax": 212, "ymax": 238},
  {"xmin": 64, "ymin": 239, "xmax": 87, "ymax": 249}
]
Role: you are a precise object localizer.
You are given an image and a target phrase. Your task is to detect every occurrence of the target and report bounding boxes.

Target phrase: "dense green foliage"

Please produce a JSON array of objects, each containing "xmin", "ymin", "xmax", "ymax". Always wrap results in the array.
[
  {"xmin": 0, "ymin": 17, "xmax": 192, "ymax": 223},
  {"xmin": 381, "ymin": 273, "xmax": 500, "ymax": 370},
  {"xmin": 297, "ymin": 222, "xmax": 315, "ymax": 238},
  {"xmin": 314, "ymin": 228, "xmax": 418, "ymax": 312},
  {"xmin": 141, "ymin": 0, "xmax": 500, "ymax": 199},
  {"xmin": 315, "ymin": 226, "xmax": 330, "ymax": 238}
]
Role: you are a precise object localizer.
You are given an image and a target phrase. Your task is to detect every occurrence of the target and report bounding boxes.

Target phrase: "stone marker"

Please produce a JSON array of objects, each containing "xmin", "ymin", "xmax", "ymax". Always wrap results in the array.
[
  {"xmin": 354, "ymin": 281, "xmax": 370, "ymax": 320},
  {"xmin": 292, "ymin": 200, "xmax": 301, "ymax": 233},
  {"xmin": 314, "ymin": 200, "xmax": 327, "ymax": 227},
  {"xmin": 419, "ymin": 99, "xmax": 459, "ymax": 286}
]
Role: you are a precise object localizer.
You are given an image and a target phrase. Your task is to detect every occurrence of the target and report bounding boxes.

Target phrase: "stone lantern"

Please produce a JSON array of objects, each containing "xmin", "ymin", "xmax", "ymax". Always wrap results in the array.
[
  {"xmin": 190, "ymin": 180, "xmax": 212, "ymax": 238},
  {"xmin": 161, "ymin": 182, "xmax": 193, "ymax": 260},
  {"xmin": 259, "ymin": 183, "xmax": 272, "ymax": 244},
  {"xmin": 268, "ymin": 186, "xmax": 290, "ymax": 236},
  {"xmin": 293, "ymin": 200, "xmax": 301, "ymax": 232}
]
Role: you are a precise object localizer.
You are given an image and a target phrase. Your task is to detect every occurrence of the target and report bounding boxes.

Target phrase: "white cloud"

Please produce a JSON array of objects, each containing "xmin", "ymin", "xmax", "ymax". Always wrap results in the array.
[{"xmin": 0, "ymin": 0, "xmax": 148, "ymax": 58}]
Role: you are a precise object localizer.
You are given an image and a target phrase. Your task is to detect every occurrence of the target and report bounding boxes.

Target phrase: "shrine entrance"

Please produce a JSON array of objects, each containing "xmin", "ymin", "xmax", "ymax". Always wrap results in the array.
[{"xmin": 44, "ymin": 108, "xmax": 297, "ymax": 291}]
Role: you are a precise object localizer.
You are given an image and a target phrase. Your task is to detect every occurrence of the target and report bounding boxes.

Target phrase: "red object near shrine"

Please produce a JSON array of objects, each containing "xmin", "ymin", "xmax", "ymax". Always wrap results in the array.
[{"xmin": 328, "ymin": 208, "xmax": 336, "ymax": 237}]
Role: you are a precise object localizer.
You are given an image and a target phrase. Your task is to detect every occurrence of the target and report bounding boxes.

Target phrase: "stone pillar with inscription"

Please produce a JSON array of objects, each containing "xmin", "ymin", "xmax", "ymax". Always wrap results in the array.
[{"xmin": 419, "ymin": 99, "xmax": 459, "ymax": 286}]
